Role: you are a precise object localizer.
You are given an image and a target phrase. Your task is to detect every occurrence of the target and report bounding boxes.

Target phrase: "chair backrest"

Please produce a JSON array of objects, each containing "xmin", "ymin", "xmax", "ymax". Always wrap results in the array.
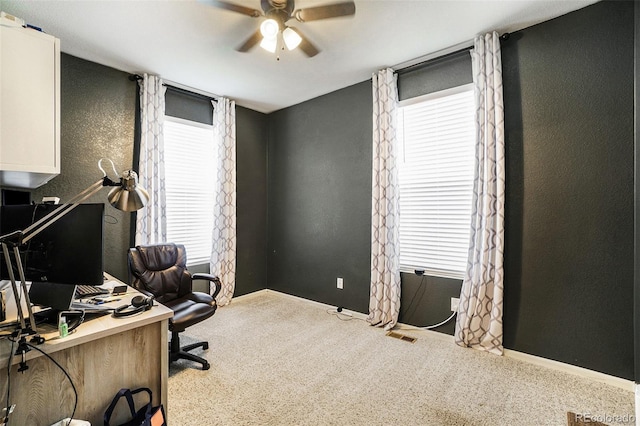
[{"xmin": 128, "ymin": 243, "xmax": 193, "ymax": 303}]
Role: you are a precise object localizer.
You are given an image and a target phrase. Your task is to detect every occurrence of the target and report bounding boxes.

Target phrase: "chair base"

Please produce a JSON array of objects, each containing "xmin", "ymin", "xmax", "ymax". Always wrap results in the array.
[{"xmin": 170, "ymin": 331, "xmax": 210, "ymax": 370}]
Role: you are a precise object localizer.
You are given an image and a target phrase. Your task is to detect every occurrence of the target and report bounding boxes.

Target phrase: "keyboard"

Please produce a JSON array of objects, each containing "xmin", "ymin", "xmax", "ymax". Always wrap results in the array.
[{"xmin": 75, "ymin": 284, "xmax": 109, "ymax": 298}]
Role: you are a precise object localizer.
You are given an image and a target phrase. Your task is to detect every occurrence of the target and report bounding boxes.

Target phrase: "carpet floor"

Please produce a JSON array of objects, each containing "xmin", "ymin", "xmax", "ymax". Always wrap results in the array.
[{"xmin": 168, "ymin": 290, "xmax": 634, "ymax": 426}]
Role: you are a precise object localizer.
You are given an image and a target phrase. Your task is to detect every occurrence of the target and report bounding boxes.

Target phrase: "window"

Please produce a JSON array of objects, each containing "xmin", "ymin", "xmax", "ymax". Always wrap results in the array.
[
  {"xmin": 163, "ymin": 116, "xmax": 217, "ymax": 265},
  {"xmin": 397, "ymin": 84, "xmax": 475, "ymax": 279}
]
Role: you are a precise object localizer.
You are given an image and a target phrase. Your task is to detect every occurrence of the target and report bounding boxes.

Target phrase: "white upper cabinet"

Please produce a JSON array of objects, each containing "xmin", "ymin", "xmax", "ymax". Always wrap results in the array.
[{"xmin": 0, "ymin": 18, "xmax": 60, "ymax": 189}]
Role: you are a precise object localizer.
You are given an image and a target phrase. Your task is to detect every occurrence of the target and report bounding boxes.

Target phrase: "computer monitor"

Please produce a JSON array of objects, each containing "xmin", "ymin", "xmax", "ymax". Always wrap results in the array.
[{"xmin": 0, "ymin": 203, "xmax": 105, "ymax": 285}]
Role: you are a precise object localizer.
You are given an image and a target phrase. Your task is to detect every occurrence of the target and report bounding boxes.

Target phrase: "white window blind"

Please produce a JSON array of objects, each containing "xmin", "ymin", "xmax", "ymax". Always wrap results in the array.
[
  {"xmin": 163, "ymin": 116, "xmax": 216, "ymax": 265},
  {"xmin": 397, "ymin": 84, "xmax": 475, "ymax": 279}
]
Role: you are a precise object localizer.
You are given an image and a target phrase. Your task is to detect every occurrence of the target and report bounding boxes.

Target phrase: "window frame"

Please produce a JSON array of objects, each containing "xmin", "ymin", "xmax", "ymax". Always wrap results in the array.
[
  {"xmin": 397, "ymin": 83, "xmax": 476, "ymax": 280},
  {"xmin": 163, "ymin": 115, "xmax": 217, "ymax": 266}
]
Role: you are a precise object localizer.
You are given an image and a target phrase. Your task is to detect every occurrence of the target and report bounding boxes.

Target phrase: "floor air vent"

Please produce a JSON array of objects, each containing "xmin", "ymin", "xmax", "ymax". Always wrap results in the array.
[{"xmin": 386, "ymin": 331, "xmax": 417, "ymax": 343}]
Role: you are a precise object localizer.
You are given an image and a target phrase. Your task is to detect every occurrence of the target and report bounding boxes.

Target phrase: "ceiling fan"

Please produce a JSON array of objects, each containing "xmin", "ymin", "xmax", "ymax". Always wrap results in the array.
[{"xmin": 203, "ymin": 0, "xmax": 356, "ymax": 57}]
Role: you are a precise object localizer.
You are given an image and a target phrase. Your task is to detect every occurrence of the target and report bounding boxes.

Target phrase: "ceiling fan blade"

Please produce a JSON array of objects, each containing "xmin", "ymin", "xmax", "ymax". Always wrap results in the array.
[
  {"xmin": 201, "ymin": 0, "xmax": 262, "ymax": 17},
  {"xmin": 237, "ymin": 28, "xmax": 263, "ymax": 52},
  {"xmin": 293, "ymin": 1, "xmax": 355, "ymax": 22},
  {"xmin": 296, "ymin": 30, "xmax": 320, "ymax": 57}
]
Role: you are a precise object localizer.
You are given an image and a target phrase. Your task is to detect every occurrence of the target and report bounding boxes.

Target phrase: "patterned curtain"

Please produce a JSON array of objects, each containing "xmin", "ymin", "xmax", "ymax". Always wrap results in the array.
[
  {"xmin": 135, "ymin": 74, "xmax": 167, "ymax": 245},
  {"xmin": 454, "ymin": 32, "xmax": 506, "ymax": 355},
  {"xmin": 368, "ymin": 68, "xmax": 401, "ymax": 331},
  {"xmin": 209, "ymin": 98, "xmax": 237, "ymax": 306}
]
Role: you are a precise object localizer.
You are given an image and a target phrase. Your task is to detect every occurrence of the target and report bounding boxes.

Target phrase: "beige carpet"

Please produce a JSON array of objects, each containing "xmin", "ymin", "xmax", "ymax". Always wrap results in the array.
[{"xmin": 168, "ymin": 291, "xmax": 634, "ymax": 425}]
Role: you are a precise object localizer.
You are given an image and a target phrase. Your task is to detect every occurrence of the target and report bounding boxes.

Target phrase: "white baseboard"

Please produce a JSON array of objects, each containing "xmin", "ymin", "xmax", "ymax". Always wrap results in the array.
[
  {"xmin": 635, "ymin": 384, "xmax": 640, "ymax": 421},
  {"xmin": 258, "ymin": 289, "xmax": 370, "ymax": 320},
  {"xmin": 232, "ymin": 289, "xmax": 635, "ymax": 392},
  {"xmin": 503, "ymin": 349, "xmax": 634, "ymax": 392},
  {"xmin": 399, "ymin": 323, "xmax": 634, "ymax": 392}
]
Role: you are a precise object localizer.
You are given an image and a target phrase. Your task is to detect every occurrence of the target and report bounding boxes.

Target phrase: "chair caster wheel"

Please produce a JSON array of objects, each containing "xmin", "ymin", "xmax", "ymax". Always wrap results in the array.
[
  {"xmin": 203, "ymin": 342, "xmax": 209, "ymax": 350},
  {"xmin": 202, "ymin": 362, "xmax": 210, "ymax": 370}
]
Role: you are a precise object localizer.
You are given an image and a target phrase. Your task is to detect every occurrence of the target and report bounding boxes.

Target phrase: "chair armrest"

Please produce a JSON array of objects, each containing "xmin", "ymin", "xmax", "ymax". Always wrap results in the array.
[{"xmin": 192, "ymin": 273, "xmax": 222, "ymax": 300}]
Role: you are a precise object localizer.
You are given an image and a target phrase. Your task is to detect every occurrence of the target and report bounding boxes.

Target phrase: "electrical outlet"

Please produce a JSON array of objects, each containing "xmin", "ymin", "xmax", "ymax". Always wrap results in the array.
[
  {"xmin": 450, "ymin": 297, "xmax": 460, "ymax": 312},
  {"xmin": 337, "ymin": 277, "xmax": 343, "ymax": 289}
]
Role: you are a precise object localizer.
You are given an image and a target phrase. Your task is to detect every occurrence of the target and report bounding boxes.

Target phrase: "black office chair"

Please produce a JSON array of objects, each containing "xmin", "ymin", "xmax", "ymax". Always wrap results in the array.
[{"xmin": 127, "ymin": 243, "xmax": 221, "ymax": 370}]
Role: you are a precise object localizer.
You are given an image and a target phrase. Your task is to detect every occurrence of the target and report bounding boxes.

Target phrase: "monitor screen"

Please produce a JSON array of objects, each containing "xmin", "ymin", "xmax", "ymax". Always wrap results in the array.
[{"xmin": 0, "ymin": 203, "xmax": 105, "ymax": 285}]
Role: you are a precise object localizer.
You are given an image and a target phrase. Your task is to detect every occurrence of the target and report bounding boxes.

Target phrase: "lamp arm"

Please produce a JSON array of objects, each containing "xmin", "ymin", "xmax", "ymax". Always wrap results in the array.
[
  {"xmin": 1, "ymin": 242, "xmax": 27, "ymax": 330},
  {"xmin": 22, "ymin": 177, "xmax": 120, "ymax": 245}
]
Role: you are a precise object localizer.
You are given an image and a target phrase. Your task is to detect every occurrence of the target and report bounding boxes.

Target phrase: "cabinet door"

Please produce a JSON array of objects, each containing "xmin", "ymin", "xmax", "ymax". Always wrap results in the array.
[{"xmin": 0, "ymin": 26, "xmax": 60, "ymax": 179}]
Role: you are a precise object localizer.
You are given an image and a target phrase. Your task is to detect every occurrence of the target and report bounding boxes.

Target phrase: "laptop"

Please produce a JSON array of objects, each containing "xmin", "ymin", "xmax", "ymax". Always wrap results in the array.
[
  {"xmin": 29, "ymin": 281, "xmax": 111, "ymax": 314},
  {"xmin": 29, "ymin": 281, "xmax": 77, "ymax": 311}
]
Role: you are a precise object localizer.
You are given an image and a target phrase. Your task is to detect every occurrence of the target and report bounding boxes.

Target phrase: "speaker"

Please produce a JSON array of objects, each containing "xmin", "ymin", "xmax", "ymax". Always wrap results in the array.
[{"xmin": 113, "ymin": 295, "xmax": 154, "ymax": 318}]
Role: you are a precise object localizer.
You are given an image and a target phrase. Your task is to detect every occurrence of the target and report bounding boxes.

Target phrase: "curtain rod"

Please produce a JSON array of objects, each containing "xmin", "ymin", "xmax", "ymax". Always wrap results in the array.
[
  {"xmin": 394, "ymin": 32, "xmax": 510, "ymax": 76},
  {"xmin": 129, "ymin": 74, "xmax": 218, "ymax": 103}
]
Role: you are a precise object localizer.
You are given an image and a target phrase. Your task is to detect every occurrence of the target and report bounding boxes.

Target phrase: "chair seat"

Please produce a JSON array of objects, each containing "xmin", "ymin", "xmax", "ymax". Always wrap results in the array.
[{"xmin": 165, "ymin": 291, "xmax": 217, "ymax": 331}]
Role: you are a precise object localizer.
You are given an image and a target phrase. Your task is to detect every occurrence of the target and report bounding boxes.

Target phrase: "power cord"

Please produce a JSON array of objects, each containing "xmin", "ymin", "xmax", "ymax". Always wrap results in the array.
[
  {"xmin": 325, "ymin": 308, "xmax": 367, "ymax": 323},
  {"xmin": 5, "ymin": 337, "xmax": 78, "ymax": 426},
  {"xmin": 413, "ymin": 311, "xmax": 457, "ymax": 330},
  {"xmin": 401, "ymin": 274, "xmax": 427, "ymax": 319}
]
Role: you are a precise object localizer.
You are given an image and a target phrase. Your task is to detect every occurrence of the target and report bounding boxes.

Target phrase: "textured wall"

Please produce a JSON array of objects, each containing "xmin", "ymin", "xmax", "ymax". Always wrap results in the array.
[
  {"xmin": 31, "ymin": 54, "xmax": 137, "ymax": 282},
  {"xmin": 268, "ymin": 82, "xmax": 372, "ymax": 312},
  {"xmin": 634, "ymin": 0, "xmax": 640, "ymax": 383},
  {"xmin": 501, "ymin": 1, "xmax": 634, "ymax": 379},
  {"xmin": 235, "ymin": 106, "xmax": 268, "ymax": 296}
]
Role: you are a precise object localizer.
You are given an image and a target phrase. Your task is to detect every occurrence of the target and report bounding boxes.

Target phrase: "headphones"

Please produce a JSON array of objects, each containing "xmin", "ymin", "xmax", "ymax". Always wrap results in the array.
[{"xmin": 113, "ymin": 295, "xmax": 155, "ymax": 318}]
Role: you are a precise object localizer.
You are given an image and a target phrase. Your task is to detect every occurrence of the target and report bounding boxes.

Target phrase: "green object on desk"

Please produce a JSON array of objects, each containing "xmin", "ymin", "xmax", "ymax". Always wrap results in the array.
[{"xmin": 58, "ymin": 316, "xmax": 68, "ymax": 337}]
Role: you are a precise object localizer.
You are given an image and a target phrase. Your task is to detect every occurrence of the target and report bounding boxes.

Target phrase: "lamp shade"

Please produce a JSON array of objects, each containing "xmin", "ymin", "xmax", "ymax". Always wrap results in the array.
[
  {"xmin": 260, "ymin": 18, "xmax": 279, "ymax": 38},
  {"xmin": 107, "ymin": 170, "xmax": 149, "ymax": 212},
  {"xmin": 283, "ymin": 27, "xmax": 302, "ymax": 50},
  {"xmin": 260, "ymin": 36, "xmax": 278, "ymax": 53}
]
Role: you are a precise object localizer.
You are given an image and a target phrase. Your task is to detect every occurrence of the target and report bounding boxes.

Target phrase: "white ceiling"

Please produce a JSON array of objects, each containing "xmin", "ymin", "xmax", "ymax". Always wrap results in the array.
[{"xmin": 2, "ymin": 0, "xmax": 598, "ymax": 113}]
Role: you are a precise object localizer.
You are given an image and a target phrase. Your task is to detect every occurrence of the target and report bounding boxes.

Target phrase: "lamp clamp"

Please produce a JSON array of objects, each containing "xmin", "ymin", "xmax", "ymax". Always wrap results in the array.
[
  {"xmin": 0, "ymin": 230, "xmax": 24, "ymax": 248},
  {"xmin": 102, "ymin": 176, "xmax": 122, "ymax": 187}
]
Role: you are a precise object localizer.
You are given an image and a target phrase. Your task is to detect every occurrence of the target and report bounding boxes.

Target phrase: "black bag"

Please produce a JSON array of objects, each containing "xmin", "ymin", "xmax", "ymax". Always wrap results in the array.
[{"xmin": 104, "ymin": 387, "xmax": 167, "ymax": 426}]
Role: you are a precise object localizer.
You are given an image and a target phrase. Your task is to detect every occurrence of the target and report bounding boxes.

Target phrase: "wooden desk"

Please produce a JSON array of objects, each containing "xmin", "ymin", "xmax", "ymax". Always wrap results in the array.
[{"xmin": 0, "ymin": 278, "xmax": 173, "ymax": 425}]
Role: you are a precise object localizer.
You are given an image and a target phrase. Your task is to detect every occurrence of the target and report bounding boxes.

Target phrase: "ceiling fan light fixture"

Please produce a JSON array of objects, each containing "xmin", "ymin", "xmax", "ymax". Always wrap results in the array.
[
  {"xmin": 260, "ymin": 35, "xmax": 278, "ymax": 53},
  {"xmin": 283, "ymin": 27, "xmax": 302, "ymax": 50},
  {"xmin": 260, "ymin": 18, "xmax": 280, "ymax": 39}
]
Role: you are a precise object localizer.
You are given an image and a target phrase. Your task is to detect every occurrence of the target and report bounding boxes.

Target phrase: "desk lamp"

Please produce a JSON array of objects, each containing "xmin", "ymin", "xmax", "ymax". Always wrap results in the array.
[{"xmin": 0, "ymin": 159, "xmax": 149, "ymax": 367}]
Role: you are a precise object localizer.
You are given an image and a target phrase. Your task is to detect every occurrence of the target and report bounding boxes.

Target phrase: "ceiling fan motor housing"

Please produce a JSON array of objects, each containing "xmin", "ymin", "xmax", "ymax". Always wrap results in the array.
[{"xmin": 262, "ymin": 0, "xmax": 295, "ymax": 30}]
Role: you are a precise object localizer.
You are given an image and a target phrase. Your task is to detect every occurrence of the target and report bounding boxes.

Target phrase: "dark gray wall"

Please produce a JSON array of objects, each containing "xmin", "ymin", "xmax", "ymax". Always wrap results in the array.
[
  {"xmin": 268, "ymin": 81, "xmax": 372, "ymax": 312},
  {"xmin": 634, "ymin": 0, "xmax": 640, "ymax": 383},
  {"xmin": 32, "ymin": 54, "xmax": 137, "ymax": 282},
  {"xmin": 501, "ymin": 0, "xmax": 634, "ymax": 379},
  {"xmin": 235, "ymin": 106, "xmax": 268, "ymax": 296}
]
